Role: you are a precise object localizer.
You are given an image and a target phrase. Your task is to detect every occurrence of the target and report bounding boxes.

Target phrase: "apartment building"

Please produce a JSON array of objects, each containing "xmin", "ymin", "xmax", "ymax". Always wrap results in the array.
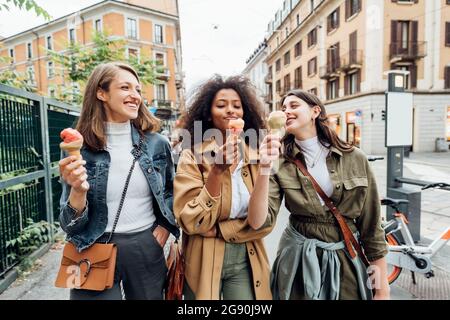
[
  {"xmin": 0, "ymin": 0, "xmax": 185, "ymax": 126},
  {"xmin": 242, "ymin": 41, "xmax": 270, "ymax": 114},
  {"xmin": 264, "ymin": 0, "xmax": 450, "ymax": 153}
]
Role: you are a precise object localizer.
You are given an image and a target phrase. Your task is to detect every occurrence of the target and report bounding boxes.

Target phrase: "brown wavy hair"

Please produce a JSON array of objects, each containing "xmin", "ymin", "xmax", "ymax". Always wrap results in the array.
[
  {"xmin": 76, "ymin": 62, "xmax": 160, "ymax": 151},
  {"xmin": 281, "ymin": 89, "xmax": 353, "ymax": 160},
  {"xmin": 183, "ymin": 74, "xmax": 266, "ymax": 147}
]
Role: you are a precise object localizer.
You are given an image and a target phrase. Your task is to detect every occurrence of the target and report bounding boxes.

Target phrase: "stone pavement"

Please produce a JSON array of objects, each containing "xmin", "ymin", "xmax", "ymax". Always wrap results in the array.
[{"xmin": 0, "ymin": 152, "xmax": 449, "ymax": 300}]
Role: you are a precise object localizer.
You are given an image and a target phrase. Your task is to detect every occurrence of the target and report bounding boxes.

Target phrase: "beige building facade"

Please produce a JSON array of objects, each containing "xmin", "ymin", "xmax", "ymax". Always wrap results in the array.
[
  {"xmin": 264, "ymin": 0, "xmax": 450, "ymax": 153},
  {"xmin": 0, "ymin": 0, "xmax": 185, "ymax": 127}
]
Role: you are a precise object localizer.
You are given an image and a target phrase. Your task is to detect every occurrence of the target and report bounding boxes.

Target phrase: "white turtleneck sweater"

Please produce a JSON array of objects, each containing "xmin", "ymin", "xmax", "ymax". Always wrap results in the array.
[
  {"xmin": 104, "ymin": 121, "xmax": 155, "ymax": 233},
  {"xmin": 295, "ymin": 136, "xmax": 334, "ymax": 205}
]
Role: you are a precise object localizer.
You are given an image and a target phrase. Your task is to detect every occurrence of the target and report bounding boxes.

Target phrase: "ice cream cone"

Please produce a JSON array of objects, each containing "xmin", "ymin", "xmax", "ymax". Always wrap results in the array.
[
  {"xmin": 60, "ymin": 129, "xmax": 89, "ymax": 191},
  {"xmin": 267, "ymin": 111, "xmax": 287, "ymax": 138}
]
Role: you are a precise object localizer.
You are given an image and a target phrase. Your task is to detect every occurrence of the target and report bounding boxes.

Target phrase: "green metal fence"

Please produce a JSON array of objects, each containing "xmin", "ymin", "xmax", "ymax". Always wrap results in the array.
[{"xmin": 0, "ymin": 84, "xmax": 79, "ymax": 277}]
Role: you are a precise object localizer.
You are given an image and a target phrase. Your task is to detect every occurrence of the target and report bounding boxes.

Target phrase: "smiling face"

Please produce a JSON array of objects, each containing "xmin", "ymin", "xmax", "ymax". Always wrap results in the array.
[
  {"xmin": 282, "ymin": 95, "xmax": 320, "ymax": 140},
  {"xmin": 211, "ymin": 88, "xmax": 244, "ymax": 134},
  {"xmin": 97, "ymin": 68, "xmax": 142, "ymax": 123}
]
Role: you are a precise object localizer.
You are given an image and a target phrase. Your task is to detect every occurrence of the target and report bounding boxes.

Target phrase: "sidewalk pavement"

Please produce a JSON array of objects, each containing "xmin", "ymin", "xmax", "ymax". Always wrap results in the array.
[{"xmin": 0, "ymin": 152, "xmax": 449, "ymax": 300}]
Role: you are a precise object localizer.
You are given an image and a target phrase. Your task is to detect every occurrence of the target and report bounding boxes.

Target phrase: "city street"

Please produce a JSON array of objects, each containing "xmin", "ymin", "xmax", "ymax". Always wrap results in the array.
[{"xmin": 0, "ymin": 152, "xmax": 449, "ymax": 300}]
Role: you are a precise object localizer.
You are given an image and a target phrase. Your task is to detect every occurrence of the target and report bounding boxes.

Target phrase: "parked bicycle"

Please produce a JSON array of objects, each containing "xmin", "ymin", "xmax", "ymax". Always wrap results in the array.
[
  {"xmin": 382, "ymin": 183, "xmax": 450, "ymax": 284},
  {"xmin": 367, "ymin": 156, "xmax": 450, "ymax": 285}
]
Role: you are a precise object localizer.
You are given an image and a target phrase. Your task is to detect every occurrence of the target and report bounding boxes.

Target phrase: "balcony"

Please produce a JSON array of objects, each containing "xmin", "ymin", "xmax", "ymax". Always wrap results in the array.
[
  {"xmin": 156, "ymin": 67, "xmax": 170, "ymax": 81},
  {"xmin": 319, "ymin": 63, "xmax": 340, "ymax": 80},
  {"xmin": 152, "ymin": 99, "xmax": 174, "ymax": 119},
  {"xmin": 264, "ymin": 73, "xmax": 273, "ymax": 84},
  {"xmin": 389, "ymin": 41, "xmax": 427, "ymax": 62},
  {"xmin": 339, "ymin": 49, "xmax": 363, "ymax": 73}
]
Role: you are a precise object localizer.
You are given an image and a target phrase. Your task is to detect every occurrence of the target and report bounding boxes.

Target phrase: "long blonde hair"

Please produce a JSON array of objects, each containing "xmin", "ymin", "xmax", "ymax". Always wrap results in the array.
[{"xmin": 76, "ymin": 62, "xmax": 160, "ymax": 151}]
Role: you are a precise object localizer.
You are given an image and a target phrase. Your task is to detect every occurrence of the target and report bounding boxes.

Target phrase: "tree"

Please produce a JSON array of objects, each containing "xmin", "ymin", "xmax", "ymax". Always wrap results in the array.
[
  {"xmin": 0, "ymin": 56, "xmax": 37, "ymax": 92},
  {"xmin": 0, "ymin": 1, "xmax": 50, "ymax": 91},
  {"xmin": 48, "ymin": 31, "xmax": 162, "ymax": 105},
  {"xmin": 0, "ymin": 0, "xmax": 51, "ymax": 20}
]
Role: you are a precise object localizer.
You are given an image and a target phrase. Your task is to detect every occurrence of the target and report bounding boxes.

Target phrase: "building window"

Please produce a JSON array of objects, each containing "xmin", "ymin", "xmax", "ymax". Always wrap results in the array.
[
  {"xmin": 284, "ymin": 74, "xmax": 291, "ymax": 93},
  {"xmin": 327, "ymin": 79, "xmax": 339, "ymax": 100},
  {"xmin": 155, "ymin": 53, "xmax": 164, "ymax": 66},
  {"xmin": 69, "ymin": 28, "xmax": 76, "ymax": 45},
  {"xmin": 27, "ymin": 42, "xmax": 32, "ymax": 59},
  {"xmin": 275, "ymin": 59, "xmax": 281, "ymax": 72},
  {"xmin": 307, "ymin": 57, "xmax": 317, "ymax": 76},
  {"xmin": 294, "ymin": 40, "xmax": 302, "ymax": 57},
  {"xmin": 156, "ymin": 84, "xmax": 166, "ymax": 100},
  {"xmin": 310, "ymin": 0, "xmax": 314, "ymax": 12},
  {"xmin": 327, "ymin": 7, "xmax": 340, "ymax": 33},
  {"xmin": 46, "ymin": 35, "xmax": 53, "ymax": 50},
  {"xmin": 345, "ymin": 0, "xmax": 361, "ymax": 20},
  {"xmin": 95, "ymin": 19, "xmax": 102, "ymax": 32},
  {"xmin": 127, "ymin": 48, "xmax": 139, "ymax": 63},
  {"xmin": 127, "ymin": 18, "xmax": 137, "ymax": 39},
  {"xmin": 48, "ymin": 88, "xmax": 56, "ymax": 98},
  {"xmin": 285, "ymin": 27, "xmax": 289, "ymax": 38},
  {"xmin": 9, "ymin": 48, "xmax": 14, "ymax": 63},
  {"xmin": 276, "ymin": 80, "xmax": 281, "ymax": 93},
  {"xmin": 294, "ymin": 66, "xmax": 302, "ymax": 88},
  {"xmin": 308, "ymin": 28, "xmax": 317, "ymax": 47},
  {"xmin": 47, "ymin": 61, "xmax": 55, "ymax": 78},
  {"xmin": 284, "ymin": 51, "xmax": 290, "ymax": 66},
  {"xmin": 154, "ymin": 24, "xmax": 163, "ymax": 43},
  {"xmin": 446, "ymin": 22, "xmax": 450, "ymax": 47},
  {"xmin": 26, "ymin": 66, "xmax": 35, "ymax": 85},
  {"xmin": 309, "ymin": 87, "xmax": 317, "ymax": 95},
  {"xmin": 445, "ymin": 66, "xmax": 450, "ymax": 89},
  {"xmin": 345, "ymin": 71, "xmax": 360, "ymax": 95},
  {"xmin": 296, "ymin": 14, "xmax": 300, "ymax": 26}
]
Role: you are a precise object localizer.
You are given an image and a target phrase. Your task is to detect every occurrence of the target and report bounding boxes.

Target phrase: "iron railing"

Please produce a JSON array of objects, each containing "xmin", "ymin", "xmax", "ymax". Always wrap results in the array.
[
  {"xmin": 389, "ymin": 41, "xmax": 427, "ymax": 60},
  {"xmin": 0, "ymin": 84, "xmax": 78, "ymax": 277}
]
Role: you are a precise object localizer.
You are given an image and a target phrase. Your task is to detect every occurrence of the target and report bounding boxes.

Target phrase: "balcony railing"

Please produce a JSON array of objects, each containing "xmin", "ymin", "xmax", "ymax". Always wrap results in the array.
[
  {"xmin": 156, "ymin": 67, "xmax": 170, "ymax": 81},
  {"xmin": 339, "ymin": 49, "xmax": 363, "ymax": 72},
  {"xmin": 264, "ymin": 73, "xmax": 273, "ymax": 83},
  {"xmin": 152, "ymin": 99, "xmax": 173, "ymax": 108},
  {"xmin": 319, "ymin": 62, "xmax": 340, "ymax": 79},
  {"xmin": 152, "ymin": 99, "xmax": 173, "ymax": 120},
  {"xmin": 389, "ymin": 41, "xmax": 427, "ymax": 61}
]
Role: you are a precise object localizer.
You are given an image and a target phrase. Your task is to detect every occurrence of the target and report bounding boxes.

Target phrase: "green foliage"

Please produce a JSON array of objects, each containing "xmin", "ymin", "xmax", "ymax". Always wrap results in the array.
[
  {"xmin": 0, "ymin": 0, "xmax": 51, "ymax": 20},
  {"xmin": 6, "ymin": 218, "xmax": 59, "ymax": 265},
  {"xmin": 48, "ymin": 31, "xmax": 161, "ymax": 105},
  {"xmin": 0, "ymin": 57, "xmax": 37, "ymax": 92}
]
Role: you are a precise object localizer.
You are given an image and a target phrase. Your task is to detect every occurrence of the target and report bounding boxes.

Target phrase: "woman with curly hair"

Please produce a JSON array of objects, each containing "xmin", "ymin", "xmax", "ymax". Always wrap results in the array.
[{"xmin": 174, "ymin": 74, "xmax": 275, "ymax": 300}]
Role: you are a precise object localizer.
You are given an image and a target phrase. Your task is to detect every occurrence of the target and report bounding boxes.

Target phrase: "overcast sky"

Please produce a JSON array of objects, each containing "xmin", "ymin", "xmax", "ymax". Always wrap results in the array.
[{"xmin": 0, "ymin": 0, "xmax": 281, "ymax": 92}]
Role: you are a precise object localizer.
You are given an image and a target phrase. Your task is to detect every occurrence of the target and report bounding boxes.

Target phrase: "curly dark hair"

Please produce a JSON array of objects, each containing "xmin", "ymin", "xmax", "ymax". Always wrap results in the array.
[{"xmin": 183, "ymin": 74, "xmax": 266, "ymax": 148}]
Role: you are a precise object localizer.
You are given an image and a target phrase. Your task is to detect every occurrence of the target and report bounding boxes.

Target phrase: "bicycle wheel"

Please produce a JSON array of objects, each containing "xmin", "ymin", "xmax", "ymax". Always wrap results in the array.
[{"xmin": 386, "ymin": 233, "xmax": 403, "ymax": 284}]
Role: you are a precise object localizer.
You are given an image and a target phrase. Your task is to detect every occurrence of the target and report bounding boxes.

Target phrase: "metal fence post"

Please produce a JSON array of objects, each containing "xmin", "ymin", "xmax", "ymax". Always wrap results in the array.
[{"xmin": 39, "ymin": 97, "xmax": 54, "ymax": 241}]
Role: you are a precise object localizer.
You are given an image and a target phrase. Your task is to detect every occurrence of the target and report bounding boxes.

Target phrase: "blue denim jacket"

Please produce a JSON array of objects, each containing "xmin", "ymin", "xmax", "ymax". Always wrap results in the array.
[{"xmin": 59, "ymin": 125, "xmax": 180, "ymax": 252}]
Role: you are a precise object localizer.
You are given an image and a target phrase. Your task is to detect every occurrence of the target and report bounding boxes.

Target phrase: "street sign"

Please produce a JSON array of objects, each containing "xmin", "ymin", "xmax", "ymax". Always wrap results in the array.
[{"xmin": 385, "ymin": 92, "xmax": 413, "ymax": 147}]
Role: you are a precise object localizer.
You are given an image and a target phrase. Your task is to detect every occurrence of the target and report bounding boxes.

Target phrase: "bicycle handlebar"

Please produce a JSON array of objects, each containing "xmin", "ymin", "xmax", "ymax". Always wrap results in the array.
[
  {"xmin": 421, "ymin": 182, "xmax": 450, "ymax": 190},
  {"xmin": 367, "ymin": 156, "xmax": 384, "ymax": 162}
]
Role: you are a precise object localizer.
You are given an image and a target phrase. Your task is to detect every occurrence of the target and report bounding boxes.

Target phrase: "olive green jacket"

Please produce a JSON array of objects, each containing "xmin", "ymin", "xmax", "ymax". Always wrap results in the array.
[{"xmin": 268, "ymin": 144, "xmax": 388, "ymax": 299}]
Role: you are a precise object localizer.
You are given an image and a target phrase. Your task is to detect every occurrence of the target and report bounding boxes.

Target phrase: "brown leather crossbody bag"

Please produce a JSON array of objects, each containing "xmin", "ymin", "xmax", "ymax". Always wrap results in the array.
[{"xmin": 55, "ymin": 137, "xmax": 143, "ymax": 291}]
